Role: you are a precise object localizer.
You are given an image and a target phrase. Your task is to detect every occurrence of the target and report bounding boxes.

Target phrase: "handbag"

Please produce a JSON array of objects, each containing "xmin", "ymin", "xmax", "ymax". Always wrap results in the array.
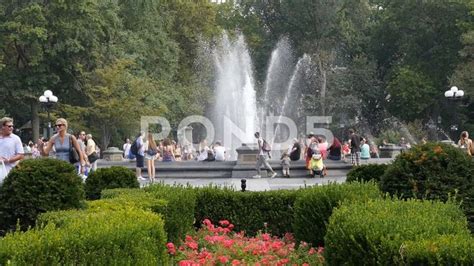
[
  {"xmin": 146, "ymin": 148, "xmax": 158, "ymax": 156},
  {"xmin": 69, "ymin": 135, "xmax": 80, "ymax": 164},
  {"xmin": 88, "ymin": 152, "xmax": 99, "ymax": 163},
  {"xmin": 0, "ymin": 161, "xmax": 7, "ymax": 184}
]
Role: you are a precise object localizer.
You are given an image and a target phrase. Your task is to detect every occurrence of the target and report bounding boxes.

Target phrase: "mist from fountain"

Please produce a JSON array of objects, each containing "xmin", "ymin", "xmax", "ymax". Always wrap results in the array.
[{"xmin": 212, "ymin": 33, "xmax": 257, "ymax": 152}]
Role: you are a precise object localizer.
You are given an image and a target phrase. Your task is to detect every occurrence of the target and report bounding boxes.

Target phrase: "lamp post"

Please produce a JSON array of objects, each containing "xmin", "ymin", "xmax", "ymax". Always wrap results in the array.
[
  {"xmin": 444, "ymin": 86, "xmax": 464, "ymax": 140},
  {"xmin": 39, "ymin": 90, "xmax": 58, "ymax": 140}
]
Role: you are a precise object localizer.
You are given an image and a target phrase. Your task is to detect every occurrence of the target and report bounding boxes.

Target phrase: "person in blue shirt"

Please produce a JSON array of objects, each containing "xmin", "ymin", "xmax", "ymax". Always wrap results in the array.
[{"xmin": 360, "ymin": 138, "xmax": 371, "ymax": 164}]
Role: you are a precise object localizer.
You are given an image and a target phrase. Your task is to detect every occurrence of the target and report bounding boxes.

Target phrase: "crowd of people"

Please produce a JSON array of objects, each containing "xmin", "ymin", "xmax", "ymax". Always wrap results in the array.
[
  {"xmin": 0, "ymin": 117, "xmax": 99, "ymax": 181},
  {"xmin": 1, "ymin": 115, "xmax": 474, "ymax": 182}
]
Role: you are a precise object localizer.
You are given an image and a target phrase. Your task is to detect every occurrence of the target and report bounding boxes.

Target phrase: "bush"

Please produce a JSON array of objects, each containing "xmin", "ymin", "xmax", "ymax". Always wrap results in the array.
[
  {"xmin": 84, "ymin": 166, "xmax": 139, "ymax": 200},
  {"xmin": 324, "ymin": 198, "xmax": 471, "ymax": 265},
  {"xmin": 380, "ymin": 143, "xmax": 474, "ymax": 232},
  {"xmin": 194, "ymin": 187, "xmax": 298, "ymax": 236},
  {"xmin": 0, "ymin": 158, "xmax": 84, "ymax": 233},
  {"xmin": 144, "ymin": 184, "xmax": 196, "ymax": 243},
  {"xmin": 402, "ymin": 234, "xmax": 474, "ymax": 265},
  {"xmin": 293, "ymin": 182, "xmax": 381, "ymax": 246},
  {"xmin": 0, "ymin": 209, "xmax": 168, "ymax": 265},
  {"xmin": 346, "ymin": 164, "xmax": 388, "ymax": 183}
]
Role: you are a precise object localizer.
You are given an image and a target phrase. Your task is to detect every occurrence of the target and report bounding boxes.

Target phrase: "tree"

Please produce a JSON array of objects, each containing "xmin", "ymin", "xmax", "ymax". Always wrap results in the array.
[
  {"xmin": 0, "ymin": 0, "xmax": 110, "ymax": 141},
  {"xmin": 386, "ymin": 67, "xmax": 436, "ymax": 122}
]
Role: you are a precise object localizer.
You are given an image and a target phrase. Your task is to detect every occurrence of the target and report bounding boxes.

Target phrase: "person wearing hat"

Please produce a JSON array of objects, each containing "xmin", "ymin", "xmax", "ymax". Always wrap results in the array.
[{"xmin": 309, "ymin": 152, "xmax": 326, "ymax": 178}]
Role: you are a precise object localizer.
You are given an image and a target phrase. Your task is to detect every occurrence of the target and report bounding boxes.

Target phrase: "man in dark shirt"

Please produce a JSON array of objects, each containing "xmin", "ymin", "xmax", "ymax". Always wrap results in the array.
[{"xmin": 348, "ymin": 129, "xmax": 361, "ymax": 166}]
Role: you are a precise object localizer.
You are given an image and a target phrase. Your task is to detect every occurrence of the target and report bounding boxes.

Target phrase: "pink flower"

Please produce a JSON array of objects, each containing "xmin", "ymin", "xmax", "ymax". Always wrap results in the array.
[
  {"xmin": 231, "ymin": 259, "xmax": 241, "ymax": 265},
  {"xmin": 261, "ymin": 233, "xmax": 271, "ymax": 241},
  {"xmin": 166, "ymin": 242, "xmax": 176, "ymax": 255},
  {"xmin": 186, "ymin": 241, "xmax": 198, "ymax": 250},
  {"xmin": 219, "ymin": 220, "xmax": 230, "ymax": 226},
  {"xmin": 218, "ymin": 255, "xmax": 229, "ymax": 264},
  {"xmin": 203, "ymin": 219, "xmax": 212, "ymax": 226},
  {"xmin": 308, "ymin": 247, "xmax": 316, "ymax": 255},
  {"xmin": 317, "ymin": 246, "xmax": 325, "ymax": 254}
]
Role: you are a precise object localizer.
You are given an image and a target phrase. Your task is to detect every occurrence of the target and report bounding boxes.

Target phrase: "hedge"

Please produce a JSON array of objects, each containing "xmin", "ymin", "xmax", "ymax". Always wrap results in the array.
[
  {"xmin": 402, "ymin": 234, "xmax": 474, "ymax": 265},
  {"xmin": 143, "ymin": 183, "xmax": 196, "ymax": 243},
  {"xmin": 380, "ymin": 143, "xmax": 474, "ymax": 232},
  {"xmin": 346, "ymin": 164, "xmax": 388, "ymax": 183},
  {"xmin": 293, "ymin": 182, "xmax": 381, "ymax": 246},
  {"xmin": 84, "ymin": 166, "xmax": 139, "ymax": 200},
  {"xmin": 194, "ymin": 186, "xmax": 298, "ymax": 236},
  {"xmin": 0, "ymin": 209, "xmax": 168, "ymax": 265},
  {"xmin": 324, "ymin": 198, "xmax": 471, "ymax": 265},
  {"xmin": 0, "ymin": 158, "xmax": 84, "ymax": 233}
]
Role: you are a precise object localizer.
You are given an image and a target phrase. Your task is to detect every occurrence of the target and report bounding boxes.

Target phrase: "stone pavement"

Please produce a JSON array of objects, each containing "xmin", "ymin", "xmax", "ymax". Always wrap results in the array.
[{"xmin": 97, "ymin": 158, "xmax": 393, "ymax": 191}]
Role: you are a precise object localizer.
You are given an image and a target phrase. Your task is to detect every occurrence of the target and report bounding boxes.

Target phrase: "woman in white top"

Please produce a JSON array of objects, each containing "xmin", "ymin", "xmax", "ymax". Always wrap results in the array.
[{"xmin": 86, "ymin": 134, "xmax": 98, "ymax": 171}]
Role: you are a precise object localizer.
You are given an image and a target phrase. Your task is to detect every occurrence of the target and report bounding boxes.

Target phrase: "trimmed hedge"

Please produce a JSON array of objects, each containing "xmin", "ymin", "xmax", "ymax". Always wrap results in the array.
[
  {"xmin": 0, "ymin": 209, "xmax": 168, "ymax": 265},
  {"xmin": 380, "ymin": 143, "xmax": 474, "ymax": 232},
  {"xmin": 84, "ymin": 166, "xmax": 139, "ymax": 200},
  {"xmin": 293, "ymin": 182, "xmax": 381, "ymax": 246},
  {"xmin": 143, "ymin": 184, "xmax": 196, "ymax": 243},
  {"xmin": 402, "ymin": 234, "xmax": 474, "ymax": 265},
  {"xmin": 324, "ymin": 198, "xmax": 471, "ymax": 265},
  {"xmin": 195, "ymin": 187, "xmax": 298, "ymax": 236},
  {"xmin": 346, "ymin": 164, "xmax": 388, "ymax": 183},
  {"xmin": 0, "ymin": 158, "xmax": 84, "ymax": 233}
]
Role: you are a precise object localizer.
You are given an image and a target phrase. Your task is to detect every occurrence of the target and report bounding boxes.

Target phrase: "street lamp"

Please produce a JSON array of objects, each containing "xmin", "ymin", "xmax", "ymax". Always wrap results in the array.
[
  {"xmin": 444, "ymin": 86, "xmax": 464, "ymax": 140},
  {"xmin": 39, "ymin": 90, "xmax": 58, "ymax": 140}
]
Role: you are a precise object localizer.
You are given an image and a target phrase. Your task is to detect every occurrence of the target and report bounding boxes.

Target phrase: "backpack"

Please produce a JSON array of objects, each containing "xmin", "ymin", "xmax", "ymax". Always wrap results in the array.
[
  {"xmin": 130, "ymin": 139, "xmax": 139, "ymax": 155},
  {"xmin": 261, "ymin": 139, "xmax": 272, "ymax": 152}
]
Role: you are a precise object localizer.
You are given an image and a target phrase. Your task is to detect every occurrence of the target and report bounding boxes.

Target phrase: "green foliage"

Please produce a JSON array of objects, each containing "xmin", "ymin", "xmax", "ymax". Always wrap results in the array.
[
  {"xmin": 84, "ymin": 166, "xmax": 139, "ymax": 200},
  {"xmin": 346, "ymin": 164, "xmax": 388, "ymax": 183},
  {"xmin": 144, "ymin": 184, "xmax": 196, "ymax": 243},
  {"xmin": 324, "ymin": 198, "xmax": 471, "ymax": 265},
  {"xmin": 293, "ymin": 182, "xmax": 381, "ymax": 246},
  {"xmin": 0, "ymin": 209, "xmax": 168, "ymax": 265},
  {"xmin": 386, "ymin": 66, "xmax": 436, "ymax": 122},
  {"xmin": 380, "ymin": 143, "xmax": 474, "ymax": 232},
  {"xmin": 0, "ymin": 158, "xmax": 84, "ymax": 233},
  {"xmin": 194, "ymin": 187, "xmax": 298, "ymax": 237},
  {"xmin": 402, "ymin": 234, "xmax": 474, "ymax": 265}
]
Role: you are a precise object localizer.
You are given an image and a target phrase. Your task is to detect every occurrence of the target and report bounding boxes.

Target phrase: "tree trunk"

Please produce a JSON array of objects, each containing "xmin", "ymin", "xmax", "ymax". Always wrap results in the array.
[{"xmin": 31, "ymin": 102, "xmax": 40, "ymax": 142}]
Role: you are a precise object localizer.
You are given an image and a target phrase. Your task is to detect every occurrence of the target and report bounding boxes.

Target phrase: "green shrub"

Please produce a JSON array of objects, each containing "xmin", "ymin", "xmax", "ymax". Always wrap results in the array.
[
  {"xmin": 144, "ymin": 183, "xmax": 196, "ymax": 243},
  {"xmin": 0, "ymin": 158, "xmax": 84, "ymax": 233},
  {"xmin": 293, "ymin": 182, "xmax": 381, "ymax": 246},
  {"xmin": 380, "ymin": 143, "xmax": 474, "ymax": 232},
  {"xmin": 101, "ymin": 187, "xmax": 142, "ymax": 199},
  {"xmin": 0, "ymin": 209, "xmax": 168, "ymax": 265},
  {"xmin": 346, "ymin": 164, "xmax": 388, "ymax": 183},
  {"xmin": 195, "ymin": 187, "xmax": 298, "ymax": 236},
  {"xmin": 324, "ymin": 198, "xmax": 471, "ymax": 265},
  {"xmin": 37, "ymin": 193, "xmax": 167, "ymax": 228},
  {"xmin": 401, "ymin": 234, "xmax": 474, "ymax": 265},
  {"xmin": 84, "ymin": 166, "xmax": 139, "ymax": 200}
]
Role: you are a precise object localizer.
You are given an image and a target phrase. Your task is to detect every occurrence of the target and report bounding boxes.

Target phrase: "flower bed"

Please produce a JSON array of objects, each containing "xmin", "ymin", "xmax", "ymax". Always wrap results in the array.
[{"xmin": 167, "ymin": 219, "xmax": 324, "ymax": 265}]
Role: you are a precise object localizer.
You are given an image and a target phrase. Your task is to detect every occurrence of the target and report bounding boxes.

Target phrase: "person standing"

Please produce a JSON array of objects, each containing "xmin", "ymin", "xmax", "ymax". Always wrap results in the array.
[
  {"xmin": 123, "ymin": 138, "xmax": 131, "ymax": 160},
  {"xmin": 134, "ymin": 132, "xmax": 146, "ymax": 180},
  {"xmin": 458, "ymin": 131, "xmax": 473, "ymax": 156},
  {"xmin": 348, "ymin": 129, "xmax": 361, "ymax": 166},
  {"xmin": 86, "ymin": 134, "xmax": 98, "ymax": 172},
  {"xmin": 0, "ymin": 117, "xmax": 25, "ymax": 178},
  {"xmin": 144, "ymin": 132, "xmax": 158, "ymax": 181},
  {"xmin": 39, "ymin": 118, "xmax": 85, "ymax": 167},
  {"xmin": 77, "ymin": 131, "xmax": 88, "ymax": 176},
  {"xmin": 253, "ymin": 132, "xmax": 277, "ymax": 179}
]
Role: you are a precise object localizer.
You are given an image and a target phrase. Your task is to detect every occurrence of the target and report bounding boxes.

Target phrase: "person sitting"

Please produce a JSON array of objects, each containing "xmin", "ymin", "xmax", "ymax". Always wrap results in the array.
[
  {"xmin": 309, "ymin": 153, "xmax": 326, "ymax": 178},
  {"xmin": 327, "ymin": 137, "xmax": 342, "ymax": 160},
  {"xmin": 360, "ymin": 138, "xmax": 371, "ymax": 163}
]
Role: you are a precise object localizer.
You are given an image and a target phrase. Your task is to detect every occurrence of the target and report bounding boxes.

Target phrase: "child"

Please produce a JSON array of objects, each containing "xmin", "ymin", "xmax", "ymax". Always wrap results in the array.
[
  {"xmin": 342, "ymin": 141, "xmax": 350, "ymax": 162},
  {"xmin": 281, "ymin": 152, "xmax": 291, "ymax": 178},
  {"xmin": 309, "ymin": 153, "xmax": 326, "ymax": 178}
]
